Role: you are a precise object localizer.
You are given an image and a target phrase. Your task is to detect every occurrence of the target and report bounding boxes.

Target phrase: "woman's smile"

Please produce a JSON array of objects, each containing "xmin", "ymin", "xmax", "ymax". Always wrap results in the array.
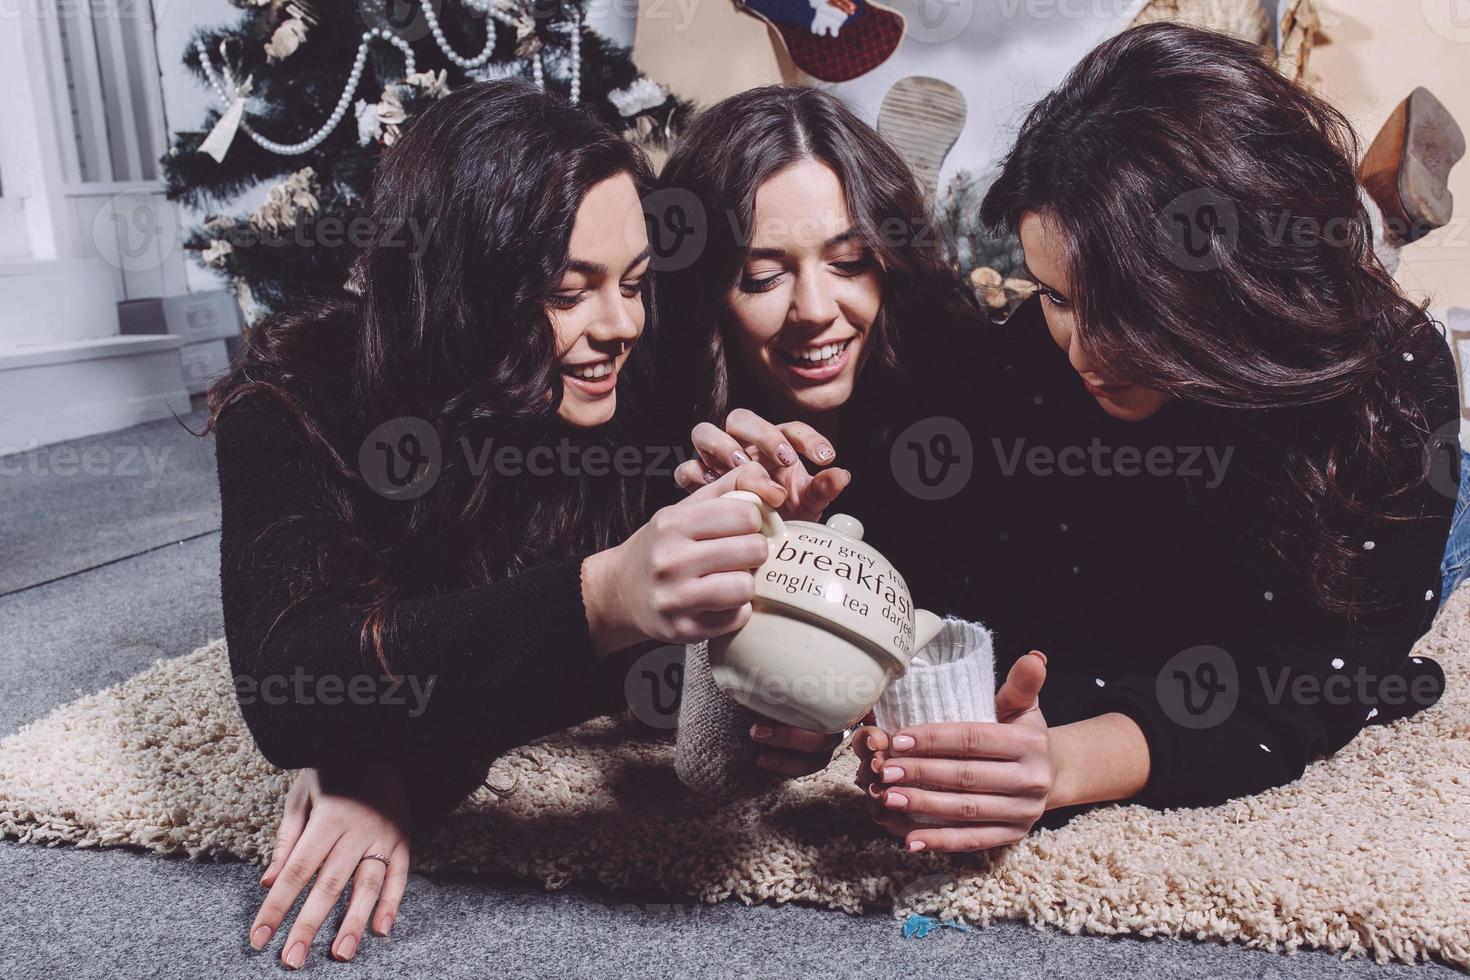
[
  {"xmin": 560, "ymin": 350, "xmax": 627, "ymax": 398},
  {"xmin": 774, "ymin": 336, "xmax": 858, "ymax": 382}
]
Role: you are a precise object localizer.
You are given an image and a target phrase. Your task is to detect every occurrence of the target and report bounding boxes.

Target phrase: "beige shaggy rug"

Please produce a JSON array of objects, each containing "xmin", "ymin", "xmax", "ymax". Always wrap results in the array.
[{"xmin": 4, "ymin": 590, "xmax": 1470, "ymax": 969}]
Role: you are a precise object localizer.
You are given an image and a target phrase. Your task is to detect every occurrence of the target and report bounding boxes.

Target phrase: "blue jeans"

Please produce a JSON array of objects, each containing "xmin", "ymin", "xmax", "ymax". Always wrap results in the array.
[{"xmin": 1441, "ymin": 450, "xmax": 1470, "ymax": 607}]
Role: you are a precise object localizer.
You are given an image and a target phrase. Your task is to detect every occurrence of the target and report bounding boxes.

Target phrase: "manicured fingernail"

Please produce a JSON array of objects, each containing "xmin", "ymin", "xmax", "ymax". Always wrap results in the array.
[
  {"xmin": 776, "ymin": 444, "xmax": 795, "ymax": 465},
  {"xmin": 892, "ymin": 735, "xmax": 915, "ymax": 751},
  {"xmin": 908, "ymin": 840, "xmax": 927, "ymax": 852},
  {"xmin": 815, "ymin": 443, "xmax": 834, "ymax": 461},
  {"xmin": 882, "ymin": 766, "xmax": 904, "ymax": 783},
  {"xmin": 870, "ymin": 757, "xmax": 884, "ymax": 774},
  {"xmin": 867, "ymin": 780, "xmax": 884, "ymax": 797},
  {"xmin": 376, "ymin": 914, "xmax": 395, "ymax": 936},
  {"xmin": 866, "ymin": 735, "xmax": 879, "ymax": 751},
  {"xmin": 250, "ymin": 925, "xmax": 272, "ymax": 950},
  {"xmin": 285, "ymin": 942, "xmax": 305, "ymax": 969},
  {"xmin": 732, "ymin": 450, "xmax": 751, "ymax": 465},
  {"xmin": 1029, "ymin": 650, "xmax": 1048, "ymax": 665},
  {"xmin": 704, "ymin": 469, "xmax": 719, "ymax": 483},
  {"xmin": 750, "ymin": 724, "xmax": 773, "ymax": 740},
  {"xmin": 336, "ymin": 934, "xmax": 358, "ymax": 960},
  {"xmin": 884, "ymin": 792, "xmax": 909, "ymax": 809}
]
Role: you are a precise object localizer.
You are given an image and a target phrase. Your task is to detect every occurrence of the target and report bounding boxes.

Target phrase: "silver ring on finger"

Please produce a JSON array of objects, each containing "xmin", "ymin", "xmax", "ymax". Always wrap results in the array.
[{"xmin": 359, "ymin": 853, "xmax": 391, "ymax": 870}]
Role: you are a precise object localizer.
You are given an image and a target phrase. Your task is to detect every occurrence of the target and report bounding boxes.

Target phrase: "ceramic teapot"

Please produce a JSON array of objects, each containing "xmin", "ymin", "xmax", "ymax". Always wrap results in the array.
[{"xmin": 707, "ymin": 491, "xmax": 945, "ymax": 733}]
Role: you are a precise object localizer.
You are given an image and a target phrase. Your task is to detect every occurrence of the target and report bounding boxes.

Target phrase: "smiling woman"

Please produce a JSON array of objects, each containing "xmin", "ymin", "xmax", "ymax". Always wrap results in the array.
[{"xmin": 201, "ymin": 79, "xmax": 792, "ymax": 967}]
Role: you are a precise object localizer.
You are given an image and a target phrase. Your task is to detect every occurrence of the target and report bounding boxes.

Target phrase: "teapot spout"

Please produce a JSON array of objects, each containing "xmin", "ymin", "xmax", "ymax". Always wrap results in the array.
[{"xmin": 913, "ymin": 609, "xmax": 945, "ymax": 657}]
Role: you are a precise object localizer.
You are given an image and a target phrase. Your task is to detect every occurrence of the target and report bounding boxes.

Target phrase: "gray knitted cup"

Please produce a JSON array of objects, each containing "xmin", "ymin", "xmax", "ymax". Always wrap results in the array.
[{"xmin": 674, "ymin": 641, "xmax": 785, "ymax": 799}]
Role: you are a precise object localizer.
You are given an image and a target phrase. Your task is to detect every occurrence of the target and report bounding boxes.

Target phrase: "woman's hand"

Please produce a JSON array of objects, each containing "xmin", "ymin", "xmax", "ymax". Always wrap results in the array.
[
  {"xmin": 583, "ymin": 462, "xmax": 787, "ymax": 652},
  {"xmin": 869, "ymin": 652, "xmax": 1054, "ymax": 853},
  {"xmin": 249, "ymin": 766, "xmax": 410, "ymax": 969},
  {"xmin": 749, "ymin": 720, "xmax": 849, "ymax": 777},
  {"xmin": 674, "ymin": 408, "xmax": 851, "ymax": 522}
]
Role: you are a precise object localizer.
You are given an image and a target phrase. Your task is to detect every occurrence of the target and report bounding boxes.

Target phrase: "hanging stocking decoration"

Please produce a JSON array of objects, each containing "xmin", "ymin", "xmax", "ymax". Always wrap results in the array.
[{"xmin": 735, "ymin": 0, "xmax": 904, "ymax": 82}]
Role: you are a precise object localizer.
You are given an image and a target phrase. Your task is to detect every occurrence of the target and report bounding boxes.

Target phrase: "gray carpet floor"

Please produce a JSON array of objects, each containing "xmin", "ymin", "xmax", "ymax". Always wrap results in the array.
[{"xmin": 0, "ymin": 412, "xmax": 1461, "ymax": 978}]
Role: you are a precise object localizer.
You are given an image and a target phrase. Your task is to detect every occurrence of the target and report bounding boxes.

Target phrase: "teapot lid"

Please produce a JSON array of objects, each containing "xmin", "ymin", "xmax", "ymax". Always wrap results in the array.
[{"xmin": 824, "ymin": 514, "xmax": 864, "ymax": 540}]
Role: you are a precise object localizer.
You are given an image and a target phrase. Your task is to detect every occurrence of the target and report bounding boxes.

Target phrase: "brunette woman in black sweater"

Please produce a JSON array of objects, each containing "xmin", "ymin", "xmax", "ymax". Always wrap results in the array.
[
  {"xmin": 655, "ymin": 86, "xmax": 985, "ymax": 775},
  {"xmin": 211, "ymin": 81, "xmax": 786, "ymax": 967},
  {"xmin": 851, "ymin": 24, "xmax": 1458, "ymax": 852}
]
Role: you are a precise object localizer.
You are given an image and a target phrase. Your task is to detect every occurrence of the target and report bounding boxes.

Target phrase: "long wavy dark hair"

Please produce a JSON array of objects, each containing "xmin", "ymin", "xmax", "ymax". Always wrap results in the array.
[
  {"xmin": 655, "ymin": 85, "xmax": 978, "ymax": 430},
  {"xmin": 980, "ymin": 23, "xmax": 1450, "ymax": 610},
  {"xmin": 204, "ymin": 80, "xmax": 660, "ymax": 669}
]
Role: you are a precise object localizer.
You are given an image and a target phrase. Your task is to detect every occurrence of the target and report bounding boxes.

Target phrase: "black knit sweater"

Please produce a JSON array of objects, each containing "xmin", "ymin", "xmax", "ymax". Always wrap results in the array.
[
  {"xmin": 954, "ymin": 297, "xmax": 1457, "ymax": 810},
  {"xmin": 215, "ymin": 394, "xmax": 643, "ymax": 828}
]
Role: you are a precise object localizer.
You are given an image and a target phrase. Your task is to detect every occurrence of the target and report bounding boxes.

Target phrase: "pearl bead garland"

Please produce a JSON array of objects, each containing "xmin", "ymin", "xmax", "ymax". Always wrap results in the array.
[
  {"xmin": 567, "ymin": 11, "xmax": 581, "ymax": 104},
  {"xmin": 419, "ymin": 0, "xmax": 498, "ymax": 69},
  {"xmin": 196, "ymin": 29, "xmax": 416, "ymax": 156},
  {"xmin": 196, "ymin": 3, "xmax": 590, "ymax": 158}
]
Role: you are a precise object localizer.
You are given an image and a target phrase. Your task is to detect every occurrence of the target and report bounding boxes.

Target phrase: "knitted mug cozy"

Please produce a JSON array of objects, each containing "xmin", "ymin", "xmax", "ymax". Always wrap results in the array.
[
  {"xmin": 872, "ymin": 617, "xmax": 996, "ymax": 824},
  {"xmin": 873, "ymin": 616, "xmax": 996, "ymax": 731},
  {"xmin": 674, "ymin": 640, "xmax": 786, "ymax": 800}
]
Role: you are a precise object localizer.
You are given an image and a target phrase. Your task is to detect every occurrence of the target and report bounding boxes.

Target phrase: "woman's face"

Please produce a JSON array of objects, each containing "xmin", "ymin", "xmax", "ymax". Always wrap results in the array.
[
  {"xmin": 1019, "ymin": 210, "xmax": 1171, "ymax": 423},
  {"xmin": 723, "ymin": 158, "xmax": 882, "ymax": 418},
  {"xmin": 548, "ymin": 172, "xmax": 651, "ymax": 428}
]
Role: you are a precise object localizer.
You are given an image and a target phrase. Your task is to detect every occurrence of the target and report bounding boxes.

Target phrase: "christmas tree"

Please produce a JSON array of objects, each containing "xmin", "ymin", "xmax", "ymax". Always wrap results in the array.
[{"xmin": 163, "ymin": 0, "xmax": 688, "ymax": 317}]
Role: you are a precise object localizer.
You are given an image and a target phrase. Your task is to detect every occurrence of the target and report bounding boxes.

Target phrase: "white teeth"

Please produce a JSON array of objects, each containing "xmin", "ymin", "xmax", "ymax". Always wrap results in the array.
[
  {"xmin": 569, "ymin": 361, "xmax": 612, "ymax": 380},
  {"xmin": 785, "ymin": 340, "xmax": 851, "ymax": 364}
]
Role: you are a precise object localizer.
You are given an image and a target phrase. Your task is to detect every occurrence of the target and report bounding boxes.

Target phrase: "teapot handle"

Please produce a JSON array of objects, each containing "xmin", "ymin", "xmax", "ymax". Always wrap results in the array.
[{"xmin": 721, "ymin": 490, "xmax": 786, "ymax": 544}]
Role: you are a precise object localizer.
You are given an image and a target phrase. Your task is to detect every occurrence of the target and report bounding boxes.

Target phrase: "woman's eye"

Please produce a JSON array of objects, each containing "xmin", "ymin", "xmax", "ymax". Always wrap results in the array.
[
  {"xmin": 739, "ymin": 273, "xmax": 784, "ymax": 294},
  {"xmin": 547, "ymin": 291, "xmax": 585, "ymax": 310},
  {"xmin": 1042, "ymin": 288, "xmax": 1070, "ymax": 308},
  {"xmin": 620, "ymin": 279, "xmax": 644, "ymax": 298},
  {"xmin": 830, "ymin": 253, "xmax": 872, "ymax": 276}
]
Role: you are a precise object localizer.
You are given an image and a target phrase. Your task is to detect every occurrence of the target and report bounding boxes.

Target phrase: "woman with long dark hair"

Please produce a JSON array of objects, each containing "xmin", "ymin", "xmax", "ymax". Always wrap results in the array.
[
  {"xmin": 853, "ymin": 23, "xmax": 1459, "ymax": 852},
  {"xmin": 210, "ymin": 80, "xmax": 786, "ymax": 966},
  {"xmin": 656, "ymin": 85, "xmax": 993, "ymax": 779}
]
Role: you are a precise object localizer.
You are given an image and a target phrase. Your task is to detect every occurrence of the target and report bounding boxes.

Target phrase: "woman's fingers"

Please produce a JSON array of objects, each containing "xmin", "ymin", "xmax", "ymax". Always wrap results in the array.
[
  {"xmin": 686, "ymin": 460, "xmax": 787, "ymax": 509},
  {"xmin": 754, "ymin": 747, "xmax": 832, "ymax": 777},
  {"xmin": 749, "ymin": 722, "xmax": 839, "ymax": 755},
  {"xmin": 887, "ymin": 722, "xmax": 1038, "ymax": 761},
  {"xmin": 684, "ymin": 534, "xmax": 771, "ymax": 576},
  {"xmin": 772, "ymin": 420, "xmax": 837, "ymax": 466},
  {"xmin": 249, "ymin": 823, "xmax": 342, "ymax": 953},
  {"xmin": 691, "ymin": 421, "xmax": 756, "ymax": 472},
  {"xmin": 261, "ymin": 778, "xmax": 313, "ymax": 887},
  {"xmin": 879, "ymin": 785, "xmax": 1043, "ymax": 825},
  {"xmin": 371, "ymin": 839, "xmax": 410, "ymax": 937},
  {"xmin": 796, "ymin": 467, "xmax": 851, "ymax": 516},
  {"xmin": 673, "ymin": 458, "xmax": 712, "ymax": 493},
  {"xmin": 724, "ymin": 409, "xmax": 803, "ymax": 469},
  {"xmin": 687, "ymin": 604, "xmax": 753, "ymax": 640},
  {"xmin": 901, "ymin": 822, "xmax": 1030, "ymax": 854},
  {"xmin": 278, "ymin": 836, "xmax": 378, "ymax": 969},
  {"xmin": 683, "ymin": 570, "xmax": 758, "ymax": 612},
  {"xmin": 876, "ymin": 756, "xmax": 1030, "ymax": 794},
  {"xmin": 995, "ymin": 651, "xmax": 1048, "ymax": 722},
  {"xmin": 330, "ymin": 842, "xmax": 396, "ymax": 961}
]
